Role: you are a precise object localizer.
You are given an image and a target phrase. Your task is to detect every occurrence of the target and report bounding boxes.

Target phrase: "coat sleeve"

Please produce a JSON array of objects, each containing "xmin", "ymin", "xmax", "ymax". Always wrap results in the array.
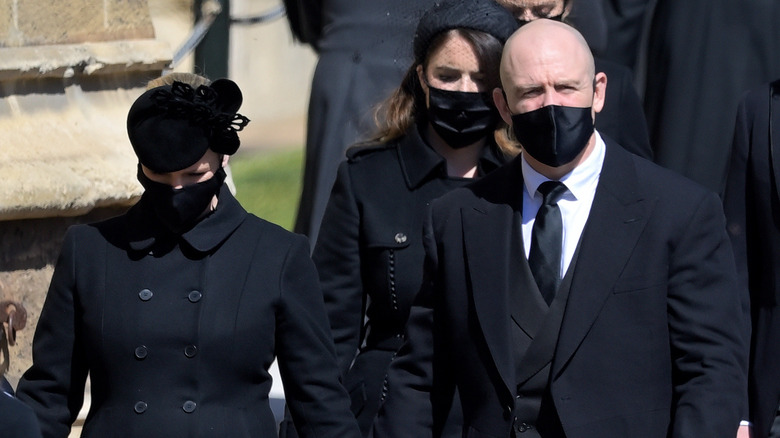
[
  {"xmin": 312, "ymin": 161, "xmax": 365, "ymax": 376},
  {"xmin": 721, "ymin": 90, "xmax": 758, "ymax": 422},
  {"xmin": 722, "ymin": 93, "xmax": 752, "ymax": 295},
  {"xmin": 275, "ymin": 234, "xmax": 361, "ymax": 438},
  {"xmin": 15, "ymin": 228, "xmax": 89, "ymax": 438},
  {"xmin": 666, "ymin": 191, "xmax": 750, "ymax": 437},
  {"xmin": 372, "ymin": 206, "xmax": 455, "ymax": 438}
]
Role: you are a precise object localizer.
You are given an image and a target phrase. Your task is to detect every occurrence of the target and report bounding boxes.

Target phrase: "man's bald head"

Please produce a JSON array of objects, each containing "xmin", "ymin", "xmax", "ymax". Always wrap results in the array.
[
  {"xmin": 500, "ymin": 19, "xmax": 594, "ymax": 93},
  {"xmin": 492, "ymin": 19, "xmax": 607, "ymax": 178}
]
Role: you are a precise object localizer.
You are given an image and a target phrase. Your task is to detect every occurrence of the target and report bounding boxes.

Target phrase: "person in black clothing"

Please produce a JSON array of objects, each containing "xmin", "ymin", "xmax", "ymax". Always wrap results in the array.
[
  {"xmin": 15, "ymin": 76, "xmax": 360, "ymax": 438},
  {"xmin": 723, "ymin": 79, "xmax": 780, "ymax": 438},
  {"xmin": 1, "ymin": 386, "xmax": 42, "ymax": 438},
  {"xmin": 312, "ymin": 1, "xmax": 518, "ymax": 435},
  {"xmin": 283, "ymin": 0, "xmax": 438, "ymax": 244},
  {"xmin": 494, "ymin": 0, "xmax": 652, "ymax": 160}
]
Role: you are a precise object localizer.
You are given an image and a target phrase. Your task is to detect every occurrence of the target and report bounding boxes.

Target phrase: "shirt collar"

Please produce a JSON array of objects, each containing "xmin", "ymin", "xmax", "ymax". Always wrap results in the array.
[
  {"xmin": 127, "ymin": 184, "xmax": 247, "ymax": 254},
  {"xmin": 521, "ymin": 130, "xmax": 606, "ymax": 200},
  {"xmin": 398, "ymin": 125, "xmax": 506, "ymax": 189}
]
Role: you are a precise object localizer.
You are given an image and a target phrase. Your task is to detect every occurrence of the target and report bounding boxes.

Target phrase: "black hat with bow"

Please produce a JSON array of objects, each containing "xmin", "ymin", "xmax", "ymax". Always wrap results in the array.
[{"xmin": 127, "ymin": 78, "xmax": 250, "ymax": 173}]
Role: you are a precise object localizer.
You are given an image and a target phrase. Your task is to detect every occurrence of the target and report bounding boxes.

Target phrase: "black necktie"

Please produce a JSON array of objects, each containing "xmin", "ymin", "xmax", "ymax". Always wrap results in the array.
[{"xmin": 528, "ymin": 181, "xmax": 567, "ymax": 305}]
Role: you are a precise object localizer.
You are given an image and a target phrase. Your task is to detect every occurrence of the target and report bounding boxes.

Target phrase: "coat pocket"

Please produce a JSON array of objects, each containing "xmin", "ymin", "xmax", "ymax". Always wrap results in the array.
[{"xmin": 612, "ymin": 272, "xmax": 667, "ymax": 294}]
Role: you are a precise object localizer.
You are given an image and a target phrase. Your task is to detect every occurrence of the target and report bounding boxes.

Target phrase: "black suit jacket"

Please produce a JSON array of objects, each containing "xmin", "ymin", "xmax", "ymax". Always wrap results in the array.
[
  {"xmin": 16, "ymin": 187, "xmax": 360, "ymax": 438},
  {"xmin": 723, "ymin": 80, "xmax": 780, "ymax": 438},
  {"xmin": 374, "ymin": 138, "xmax": 747, "ymax": 437}
]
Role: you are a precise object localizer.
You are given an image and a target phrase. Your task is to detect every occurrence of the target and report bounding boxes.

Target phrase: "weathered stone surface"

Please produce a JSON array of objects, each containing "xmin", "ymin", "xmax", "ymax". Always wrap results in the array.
[
  {"xmin": 0, "ymin": 206, "xmax": 128, "ymax": 386},
  {"xmin": 1, "ymin": 0, "xmax": 155, "ymax": 47}
]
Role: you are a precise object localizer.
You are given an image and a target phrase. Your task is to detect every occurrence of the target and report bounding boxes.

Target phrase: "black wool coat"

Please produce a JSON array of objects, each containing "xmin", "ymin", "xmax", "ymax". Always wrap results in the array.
[
  {"xmin": 723, "ymin": 80, "xmax": 780, "ymax": 438},
  {"xmin": 287, "ymin": 0, "xmax": 439, "ymax": 243},
  {"xmin": 313, "ymin": 127, "xmax": 506, "ymax": 435},
  {"xmin": 16, "ymin": 186, "xmax": 360, "ymax": 438}
]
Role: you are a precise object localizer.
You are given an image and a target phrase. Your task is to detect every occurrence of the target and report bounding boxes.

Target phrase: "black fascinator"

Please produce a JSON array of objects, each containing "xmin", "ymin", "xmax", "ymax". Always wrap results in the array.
[{"xmin": 127, "ymin": 78, "xmax": 250, "ymax": 173}]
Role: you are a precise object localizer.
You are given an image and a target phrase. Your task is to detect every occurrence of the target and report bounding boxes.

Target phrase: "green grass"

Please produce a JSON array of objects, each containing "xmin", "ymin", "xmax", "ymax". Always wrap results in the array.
[{"xmin": 230, "ymin": 148, "xmax": 303, "ymax": 231}]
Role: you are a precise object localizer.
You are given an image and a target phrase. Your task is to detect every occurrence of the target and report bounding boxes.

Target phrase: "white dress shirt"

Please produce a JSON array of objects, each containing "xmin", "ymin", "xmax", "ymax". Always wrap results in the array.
[{"xmin": 521, "ymin": 131, "xmax": 606, "ymax": 278}]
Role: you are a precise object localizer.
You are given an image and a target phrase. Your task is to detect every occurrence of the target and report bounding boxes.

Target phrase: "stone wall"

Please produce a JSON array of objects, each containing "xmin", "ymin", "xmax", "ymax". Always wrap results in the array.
[{"xmin": 0, "ymin": 0, "xmax": 170, "ymax": 386}]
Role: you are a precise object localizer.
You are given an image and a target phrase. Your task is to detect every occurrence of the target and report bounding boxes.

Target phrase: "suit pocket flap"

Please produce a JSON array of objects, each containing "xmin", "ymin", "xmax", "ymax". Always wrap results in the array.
[{"xmin": 613, "ymin": 272, "xmax": 667, "ymax": 294}]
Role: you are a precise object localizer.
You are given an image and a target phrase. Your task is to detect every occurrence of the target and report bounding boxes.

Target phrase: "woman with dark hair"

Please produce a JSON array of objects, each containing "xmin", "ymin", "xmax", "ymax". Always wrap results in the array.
[
  {"xmin": 15, "ymin": 77, "xmax": 360, "ymax": 438},
  {"xmin": 311, "ymin": 1, "xmax": 518, "ymax": 435}
]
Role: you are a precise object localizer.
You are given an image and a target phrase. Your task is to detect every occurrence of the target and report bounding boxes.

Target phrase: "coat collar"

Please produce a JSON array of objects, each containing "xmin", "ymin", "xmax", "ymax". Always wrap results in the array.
[
  {"xmin": 126, "ymin": 184, "xmax": 247, "ymax": 254},
  {"xmin": 396, "ymin": 125, "xmax": 506, "ymax": 190}
]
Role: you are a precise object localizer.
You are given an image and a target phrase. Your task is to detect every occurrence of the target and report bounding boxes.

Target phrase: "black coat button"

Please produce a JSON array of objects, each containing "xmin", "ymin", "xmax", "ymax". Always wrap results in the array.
[
  {"xmin": 188, "ymin": 290, "xmax": 202, "ymax": 303},
  {"xmin": 184, "ymin": 345, "xmax": 198, "ymax": 358},
  {"xmin": 182, "ymin": 400, "xmax": 197, "ymax": 413},
  {"xmin": 139, "ymin": 289, "xmax": 153, "ymax": 301},
  {"xmin": 134, "ymin": 345, "xmax": 148, "ymax": 360},
  {"xmin": 514, "ymin": 421, "xmax": 533, "ymax": 433},
  {"xmin": 134, "ymin": 401, "xmax": 147, "ymax": 413}
]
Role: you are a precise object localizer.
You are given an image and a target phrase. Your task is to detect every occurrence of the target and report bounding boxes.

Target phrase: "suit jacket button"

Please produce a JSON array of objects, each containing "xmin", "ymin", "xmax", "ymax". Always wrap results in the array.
[
  {"xmin": 134, "ymin": 401, "xmax": 147, "ymax": 414},
  {"xmin": 182, "ymin": 400, "xmax": 197, "ymax": 413},
  {"xmin": 134, "ymin": 345, "xmax": 148, "ymax": 360},
  {"xmin": 139, "ymin": 289, "xmax": 153, "ymax": 301},
  {"xmin": 394, "ymin": 233, "xmax": 407, "ymax": 244},
  {"xmin": 184, "ymin": 345, "xmax": 198, "ymax": 358},
  {"xmin": 188, "ymin": 290, "xmax": 202, "ymax": 303},
  {"xmin": 515, "ymin": 422, "xmax": 533, "ymax": 433}
]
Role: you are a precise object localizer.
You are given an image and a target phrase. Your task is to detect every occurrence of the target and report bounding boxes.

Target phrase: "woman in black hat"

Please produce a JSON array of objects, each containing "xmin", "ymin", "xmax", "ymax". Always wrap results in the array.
[
  {"xmin": 15, "ymin": 78, "xmax": 361, "ymax": 438},
  {"xmin": 309, "ymin": 0, "xmax": 518, "ymax": 435}
]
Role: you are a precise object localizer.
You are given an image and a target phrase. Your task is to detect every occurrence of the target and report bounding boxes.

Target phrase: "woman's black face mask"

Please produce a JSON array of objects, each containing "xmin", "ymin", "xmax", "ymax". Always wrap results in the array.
[
  {"xmin": 137, "ymin": 165, "xmax": 226, "ymax": 234},
  {"xmin": 425, "ymin": 84, "xmax": 499, "ymax": 149}
]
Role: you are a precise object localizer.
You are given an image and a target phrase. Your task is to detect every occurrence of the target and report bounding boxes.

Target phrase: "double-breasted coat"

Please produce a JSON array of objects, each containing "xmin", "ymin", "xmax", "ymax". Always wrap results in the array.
[
  {"xmin": 16, "ymin": 186, "xmax": 360, "ymax": 438},
  {"xmin": 373, "ymin": 139, "xmax": 748, "ymax": 437},
  {"xmin": 313, "ymin": 127, "xmax": 506, "ymax": 434},
  {"xmin": 723, "ymin": 80, "xmax": 780, "ymax": 438}
]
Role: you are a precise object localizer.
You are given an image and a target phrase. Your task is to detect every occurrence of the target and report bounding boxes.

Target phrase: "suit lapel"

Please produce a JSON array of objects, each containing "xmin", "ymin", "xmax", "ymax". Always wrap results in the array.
[
  {"xmin": 463, "ymin": 202, "xmax": 518, "ymax": 401},
  {"xmin": 461, "ymin": 159, "xmax": 526, "ymax": 401},
  {"xmin": 552, "ymin": 143, "xmax": 652, "ymax": 376}
]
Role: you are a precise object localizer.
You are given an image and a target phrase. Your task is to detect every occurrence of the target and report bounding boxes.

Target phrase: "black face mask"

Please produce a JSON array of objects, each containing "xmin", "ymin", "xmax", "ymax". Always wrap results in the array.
[
  {"xmin": 426, "ymin": 85, "xmax": 499, "ymax": 149},
  {"xmin": 511, "ymin": 105, "xmax": 594, "ymax": 167},
  {"xmin": 138, "ymin": 165, "xmax": 226, "ymax": 234}
]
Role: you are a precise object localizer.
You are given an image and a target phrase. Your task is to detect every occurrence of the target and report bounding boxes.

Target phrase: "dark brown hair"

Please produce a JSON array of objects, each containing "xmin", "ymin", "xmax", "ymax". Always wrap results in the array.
[{"xmin": 367, "ymin": 28, "xmax": 519, "ymax": 157}]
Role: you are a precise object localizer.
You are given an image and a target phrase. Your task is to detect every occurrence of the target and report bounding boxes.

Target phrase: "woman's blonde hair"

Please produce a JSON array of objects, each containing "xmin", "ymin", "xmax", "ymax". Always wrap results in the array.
[{"xmin": 145, "ymin": 72, "xmax": 211, "ymax": 90}]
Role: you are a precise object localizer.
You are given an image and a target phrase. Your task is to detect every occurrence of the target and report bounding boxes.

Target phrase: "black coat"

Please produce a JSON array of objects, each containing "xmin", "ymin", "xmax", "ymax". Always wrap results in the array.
[
  {"xmin": 313, "ymin": 127, "xmax": 506, "ymax": 435},
  {"xmin": 1, "ymin": 392, "xmax": 42, "ymax": 438},
  {"xmin": 16, "ymin": 186, "xmax": 360, "ymax": 438},
  {"xmin": 594, "ymin": 56, "xmax": 652, "ymax": 160},
  {"xmin": 643, "ymin": 0, "xmax": 780, "ymax": 194},
  {"xmin": 288, "ymin": 0, "xmax": 438, "ymax": 243},
  {"xmin": 374, "ymin": 139, "xmax": 747, "ymax": 437},
  {"xmin": 723, "ymin": 80, "xmax": 780, "ymax": 438}
]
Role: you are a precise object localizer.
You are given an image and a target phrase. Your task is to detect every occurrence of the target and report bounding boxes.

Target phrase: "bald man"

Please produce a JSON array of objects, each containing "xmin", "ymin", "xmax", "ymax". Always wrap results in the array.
[{"xmin": 372, "ymin": 20, "xmax": 747, "ymax": 438}]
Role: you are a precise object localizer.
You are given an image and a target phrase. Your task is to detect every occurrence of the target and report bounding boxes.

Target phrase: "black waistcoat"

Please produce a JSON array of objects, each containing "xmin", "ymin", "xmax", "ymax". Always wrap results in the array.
[{"xmin": 508, "ymin": 239, "xmax": 582, "ymax": 438}]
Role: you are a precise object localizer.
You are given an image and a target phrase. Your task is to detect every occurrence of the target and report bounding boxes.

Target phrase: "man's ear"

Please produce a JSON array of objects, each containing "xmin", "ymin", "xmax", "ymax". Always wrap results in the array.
[
  {"xmin": 493, "ymin": 87, "xmax": 514, "ymax": 125},
  {"xmin": 592, "ymin": 71, "xmax": 607, "ymax": 115},
  {"xmin": 221, "ymin": 154, "xmax": 230, "ymax": 168}
]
